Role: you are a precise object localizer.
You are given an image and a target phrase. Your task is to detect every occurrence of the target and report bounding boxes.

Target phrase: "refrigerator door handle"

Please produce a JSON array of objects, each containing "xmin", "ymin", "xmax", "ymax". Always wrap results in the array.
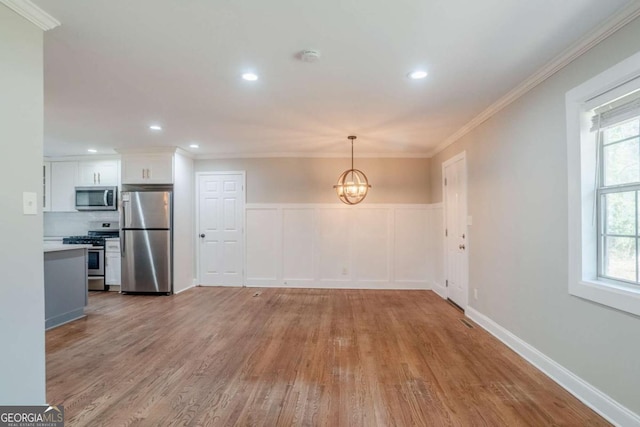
[{"xmin": 120, "ymin": 200, "xmax": 126, "ymax": 256}]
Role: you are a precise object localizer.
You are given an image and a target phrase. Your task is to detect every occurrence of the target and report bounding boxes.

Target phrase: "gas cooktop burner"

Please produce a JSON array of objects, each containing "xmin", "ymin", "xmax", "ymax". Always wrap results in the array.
[{"xmin": 63, "ymin": 236, "xmax": 106, "ymax": 246}]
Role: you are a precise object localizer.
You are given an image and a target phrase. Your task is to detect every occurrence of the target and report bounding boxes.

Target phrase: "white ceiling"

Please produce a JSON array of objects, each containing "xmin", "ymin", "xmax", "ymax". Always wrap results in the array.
[{"xmin": 35, "ymin": 0, "xmax": 633, "ymax": 158}]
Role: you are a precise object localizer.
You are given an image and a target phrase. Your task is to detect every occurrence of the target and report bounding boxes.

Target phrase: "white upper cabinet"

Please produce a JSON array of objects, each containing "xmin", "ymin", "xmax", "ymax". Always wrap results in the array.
[
  {"xmin": 50, "ymin": 161, "xmax": 78, "ymax": 212},
  {"xmin": 77, "ymin": 160, "xmax": 119, "ymax": 186},
  {"xmin": 121, "ymin": 153, "xmax": 174, "ymax": 184}
]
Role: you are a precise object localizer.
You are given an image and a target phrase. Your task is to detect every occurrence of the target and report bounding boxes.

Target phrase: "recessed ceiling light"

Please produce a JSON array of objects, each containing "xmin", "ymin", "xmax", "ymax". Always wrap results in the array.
[
  {"xmin": 149, "ymin": 124, "xmax": 162, "ymax": 131},
  {"xmin": 189, "ymin": 144, "xmax": 199, "ymax": 148},
  {"xmin": 242, "ymin": 72, "xmax": 258, "ymax": 81},
  {"xmin": 408, "ymin": 70, "xmax": 428, "ymax": 80},
  {"xmin": 87, "ymin": 149, "xmax": 97, "ymax": 153}
]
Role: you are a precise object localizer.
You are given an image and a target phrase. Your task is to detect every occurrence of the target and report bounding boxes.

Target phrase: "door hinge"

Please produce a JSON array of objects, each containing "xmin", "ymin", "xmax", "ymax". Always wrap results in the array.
[
  {"xmin": 445, "ymin": 228, "xmax": 448, "ymax": 237},
  {"xmin": 446, "ymin": 280, "xmax": 448, "ymax": 287}
]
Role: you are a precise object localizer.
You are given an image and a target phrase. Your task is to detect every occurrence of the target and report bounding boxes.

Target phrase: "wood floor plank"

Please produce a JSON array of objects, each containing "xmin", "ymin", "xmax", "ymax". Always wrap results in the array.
[{"xmin": 46, "ymin": 288, "xmax": 609, "ymax": 426}]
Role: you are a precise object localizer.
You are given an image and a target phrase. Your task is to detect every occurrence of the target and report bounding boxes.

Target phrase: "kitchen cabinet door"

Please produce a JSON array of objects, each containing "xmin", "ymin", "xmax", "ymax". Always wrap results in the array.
[
  {"xmin": 105, "ymin": 252, "xmax": 121, "ymax": 285},
  {"xmin": 50, "ymin": 162, "xmax": 78, "ymax": 212},
  {"xmin": 78, "ymin": 160, "xmax": 119, "ymax": 186},
  {"xmin": 121, "ymin": 153, "xmax": 174, "ymax": 184}
]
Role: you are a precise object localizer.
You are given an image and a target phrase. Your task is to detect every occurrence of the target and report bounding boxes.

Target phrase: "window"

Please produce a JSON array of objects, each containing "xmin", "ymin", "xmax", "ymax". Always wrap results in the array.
[
  {"xmin": 596, "ymin": 106, "xmax": 640, "ymax": 285},
  {"xmin": 566, "ymin": 49, "xmax": 640, "ymax": 317}
]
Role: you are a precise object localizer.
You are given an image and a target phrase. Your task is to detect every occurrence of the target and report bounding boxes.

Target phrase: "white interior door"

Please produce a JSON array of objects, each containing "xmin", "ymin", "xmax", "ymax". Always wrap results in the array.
[
  {"xmin": 443, "ymin": 153, "xmax": 468, "ymax": 309},
  {"xmin": 198, "ymin": 173, "xmax": 245, "ymax": 286}
]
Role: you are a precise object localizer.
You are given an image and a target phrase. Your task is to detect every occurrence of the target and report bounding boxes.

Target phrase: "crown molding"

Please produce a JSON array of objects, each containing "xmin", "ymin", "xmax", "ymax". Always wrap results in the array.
[
  {"xmin": 0, "ymin": 0, "xmax": 60, "ymax": 31},
  {"xmin": 429, "ymin": 2, "xmax": 640, "ymax": 158},
  {"xmin": 115, "ymin": 146, "xmax": 178, "ymax": 155},
  {"xmin": 194, "ymin": 151, "xmax": 432, "ymax": 160}
]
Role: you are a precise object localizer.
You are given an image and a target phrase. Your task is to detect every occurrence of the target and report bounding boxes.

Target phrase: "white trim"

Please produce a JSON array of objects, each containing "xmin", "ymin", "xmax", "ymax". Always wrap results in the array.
[
  {"xmin": 466, "ymin": 306, "xmax": 640, "ymax": 427},
  {"xmin": 195, "ymin": 151, "xmax": 432, "ymax": 160},
  {"xmin": 45, "ymin": 154, "xmax": 121, "ymax": 162},
  {"xmin": 245, "ymin": 281, "xmax": 430, "ymax": 290},
  {"xmin": 0, "ymin": 0, "xmax": 60, "ymax": 30},
  {"xmin": 429, "ymin": 2, "xmax": 640, "ymax": 157},
  {"xmin": 173, "ymin": 284, "xmax": 195, "ymax": 295},
  {"xmin": 115, "ymin": 146, "xmax": 178, "ymax": 155},
  {"xmin": 432, "ymin": 281, "xmax": 447, "ymax": 299},
  {"xmin": 566, "ymin": 49, "xmax": 640, "ymax": 317},
  {"xmin": 245, "ymin": 202, "xmax": 435, "ymax": 209}
]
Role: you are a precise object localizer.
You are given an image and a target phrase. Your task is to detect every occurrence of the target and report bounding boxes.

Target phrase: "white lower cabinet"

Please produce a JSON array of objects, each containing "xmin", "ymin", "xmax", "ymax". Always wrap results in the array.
[{"xmin": 105, "ymin": 239, "xmax": 121, "ymax": 288}]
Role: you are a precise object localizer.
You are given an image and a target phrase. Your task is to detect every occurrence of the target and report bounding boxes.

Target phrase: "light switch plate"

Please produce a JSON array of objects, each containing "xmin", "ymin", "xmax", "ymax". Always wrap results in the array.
[
  {"xmin": 23, "ymin": 192, "xmax": 37, "ymax": 215},
  {"xmin": 467, "ymin": 215, "xmax": 473, "ymax": 226}
]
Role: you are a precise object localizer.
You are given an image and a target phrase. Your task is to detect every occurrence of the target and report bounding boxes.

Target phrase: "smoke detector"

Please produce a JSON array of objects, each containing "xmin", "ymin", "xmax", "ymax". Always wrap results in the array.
[{"xmin": 299, "ymin": 49, "xmax": 321, "ymax": 63}]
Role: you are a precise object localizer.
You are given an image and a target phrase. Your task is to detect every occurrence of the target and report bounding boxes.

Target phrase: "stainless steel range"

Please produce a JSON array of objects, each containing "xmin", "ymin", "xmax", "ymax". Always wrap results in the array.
[{"xmin": 63, "ymin": 221, "xmax": 119, "ymax": 291}]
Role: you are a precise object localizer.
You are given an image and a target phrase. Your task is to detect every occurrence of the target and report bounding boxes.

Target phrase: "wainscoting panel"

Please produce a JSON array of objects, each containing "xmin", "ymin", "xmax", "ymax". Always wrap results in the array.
[
  {"xmin": 245, "ymin": 204, "xmax": 440, "ymax": 289},
  {"xmin": 316, "ymin": 208, "xmax": 352, "ymax": 283},
  {"xmin": 395, "ymin": 207, "xmax": 429, "ymax": 283},
  {"xmin": 429, "ymin": 204, "xmax": 446, "ymax": 297},
  {"xmin": 354, "ymin": 208, "xmax": 391, "ymax": 282},
  {"xmin": 246, "ymin": 208, "xmax": 280, "ymax": 282},
  {"xmin": 282, "ymin": 208, "xmax": 315, "ymax": 282}
]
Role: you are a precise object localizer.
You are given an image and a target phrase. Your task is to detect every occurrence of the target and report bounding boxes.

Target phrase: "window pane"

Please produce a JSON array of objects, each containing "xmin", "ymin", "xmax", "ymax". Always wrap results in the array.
[
  {"xmin": 604, "ymin": 191, "xmax": 636, "ymax": 235},
  {"xmin": 603, "ymin": 236, "xmax": 636, "ymax": 282},
  {"xmin": 604, "ymin": 119, "xmax": 640, "ymax": 145},
  {"xmin": 603, "ymin": 137, "xmax": 639, "ymax": 186}
]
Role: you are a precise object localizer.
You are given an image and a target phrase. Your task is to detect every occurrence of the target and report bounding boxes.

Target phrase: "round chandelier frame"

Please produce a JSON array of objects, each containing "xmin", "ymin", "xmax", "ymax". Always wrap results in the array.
[{"xmin": 333, "ymin": 136, "xmax": 371, "ymax": 205}]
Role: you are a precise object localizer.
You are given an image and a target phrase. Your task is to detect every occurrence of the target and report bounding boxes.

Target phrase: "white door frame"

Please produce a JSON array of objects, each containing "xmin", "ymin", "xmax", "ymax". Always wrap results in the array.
[
  {"xmin": 195, "ymin": 171, "xmax": 246, "ymax": 286},
  {"xmin": 441, "ymin": 151, "xmax": 469, "ymax": 309}
]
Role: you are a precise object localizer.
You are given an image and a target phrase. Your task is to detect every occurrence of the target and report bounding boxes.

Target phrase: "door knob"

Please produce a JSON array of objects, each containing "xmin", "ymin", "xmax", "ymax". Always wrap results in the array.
[{"xmin": 200, "ymin": 234, "xmax": 205, "ymax": 238}]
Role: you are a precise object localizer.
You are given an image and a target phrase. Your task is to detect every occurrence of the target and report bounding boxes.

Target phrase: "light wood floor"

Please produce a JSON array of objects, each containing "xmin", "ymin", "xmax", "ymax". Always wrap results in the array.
[{"xmin": 46, "ymin": 288, "xmax": 608, "ymax": 426}]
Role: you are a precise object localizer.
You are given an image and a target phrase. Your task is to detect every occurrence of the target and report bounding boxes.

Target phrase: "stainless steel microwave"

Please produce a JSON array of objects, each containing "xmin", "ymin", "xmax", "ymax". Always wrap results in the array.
[{"xmin": 75, "ymin": 186, "xmax": 118, "ymax": 211}]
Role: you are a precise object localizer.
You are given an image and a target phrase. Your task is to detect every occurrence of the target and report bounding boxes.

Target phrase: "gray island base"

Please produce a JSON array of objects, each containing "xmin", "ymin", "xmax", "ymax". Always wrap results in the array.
[{"xmin": 43, "ymin": 245, "xmax": 89, "ymax": 329}]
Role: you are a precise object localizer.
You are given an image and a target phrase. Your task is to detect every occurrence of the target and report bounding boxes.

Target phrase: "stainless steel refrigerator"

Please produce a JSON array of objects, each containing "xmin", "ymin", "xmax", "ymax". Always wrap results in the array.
[{"xmin": 120, "ymin": 189, "xmax": 173, "ymax": 294}]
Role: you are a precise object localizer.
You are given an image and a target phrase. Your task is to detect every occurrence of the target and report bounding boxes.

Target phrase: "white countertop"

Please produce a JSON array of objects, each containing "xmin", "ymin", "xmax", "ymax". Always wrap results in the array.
[{"xmin": 44, "ymin": 243, "xmax": 93, "ymax": 253}]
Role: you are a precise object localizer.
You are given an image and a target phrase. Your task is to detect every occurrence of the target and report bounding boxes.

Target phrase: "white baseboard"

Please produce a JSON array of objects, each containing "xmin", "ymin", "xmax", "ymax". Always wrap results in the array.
[
  {"xmin": 174, "ymin": 284, "xmax": 196, "ymax": 295},
  {"xmin": 432, "ymin": 281, "xmax": 447, "ymax": 299},
  {"xmin": 466, "ymin": 306, "xmax": 640, "ymax": 427},
  {"xmin": 244, "ymin": 280, "xmax": 431, "ymax": 290}
]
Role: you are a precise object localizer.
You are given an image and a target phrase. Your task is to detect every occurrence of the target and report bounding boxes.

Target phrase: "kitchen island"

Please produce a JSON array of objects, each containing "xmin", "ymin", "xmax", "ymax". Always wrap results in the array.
[{"xmin": 44, "ymin": 244, "xmax": 91, "ymax": 329}]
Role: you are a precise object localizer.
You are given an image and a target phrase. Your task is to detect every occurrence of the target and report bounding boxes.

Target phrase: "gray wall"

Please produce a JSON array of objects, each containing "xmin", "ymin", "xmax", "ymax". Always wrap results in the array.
[
  {"xmin": 195, "ymin": 157, "xmax": 431, "ymax": 204},
  {"xmin": 429, "ymin": 17, "xmax": 640, "ymax": 413},
  {"xmin": 0, "ymin": 5, "xmax": 46, "ymax": 404}
]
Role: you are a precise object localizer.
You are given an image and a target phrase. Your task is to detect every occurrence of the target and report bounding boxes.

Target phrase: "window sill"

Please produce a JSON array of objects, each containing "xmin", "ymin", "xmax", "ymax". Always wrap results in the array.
[{"xmin": 570, "ymin": 278, "xmax": 640, "ymax": 317}]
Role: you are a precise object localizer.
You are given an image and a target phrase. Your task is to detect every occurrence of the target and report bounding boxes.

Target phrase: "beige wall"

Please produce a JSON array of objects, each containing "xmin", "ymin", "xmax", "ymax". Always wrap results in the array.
[
  {"xmin": 0, "ymin": 5, "xmax": 46, "ymax": 404},
  {"xmin": 429, "ymin": 17, "xmax": 640, "ymax": 414},
  {"xmin": 195, "ymin": 157, "xmax": 431, "ymax": 204}
]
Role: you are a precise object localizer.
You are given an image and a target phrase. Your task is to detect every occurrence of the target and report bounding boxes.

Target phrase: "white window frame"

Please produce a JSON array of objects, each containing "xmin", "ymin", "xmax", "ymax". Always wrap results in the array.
[{"xmin": 566, "ymin": 49, "xmax": 640, "ymax": 317}]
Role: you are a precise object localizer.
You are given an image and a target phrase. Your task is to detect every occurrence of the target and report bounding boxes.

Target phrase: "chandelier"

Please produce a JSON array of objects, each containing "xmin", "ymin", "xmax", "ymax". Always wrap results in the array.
[{"xmin": 334, "ymin": 135, "xmax": 371, "ymax": 205}]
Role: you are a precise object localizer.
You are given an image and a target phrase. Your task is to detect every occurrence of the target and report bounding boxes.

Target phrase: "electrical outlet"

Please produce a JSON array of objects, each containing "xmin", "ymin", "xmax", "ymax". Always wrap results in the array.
[
  {"xmin": 342, "ymin": 267, "xmax": 348, "ymax": 275},
  {"xmin": 474, "ymin": 288, "xmax": 478, "ymax": 300}
]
